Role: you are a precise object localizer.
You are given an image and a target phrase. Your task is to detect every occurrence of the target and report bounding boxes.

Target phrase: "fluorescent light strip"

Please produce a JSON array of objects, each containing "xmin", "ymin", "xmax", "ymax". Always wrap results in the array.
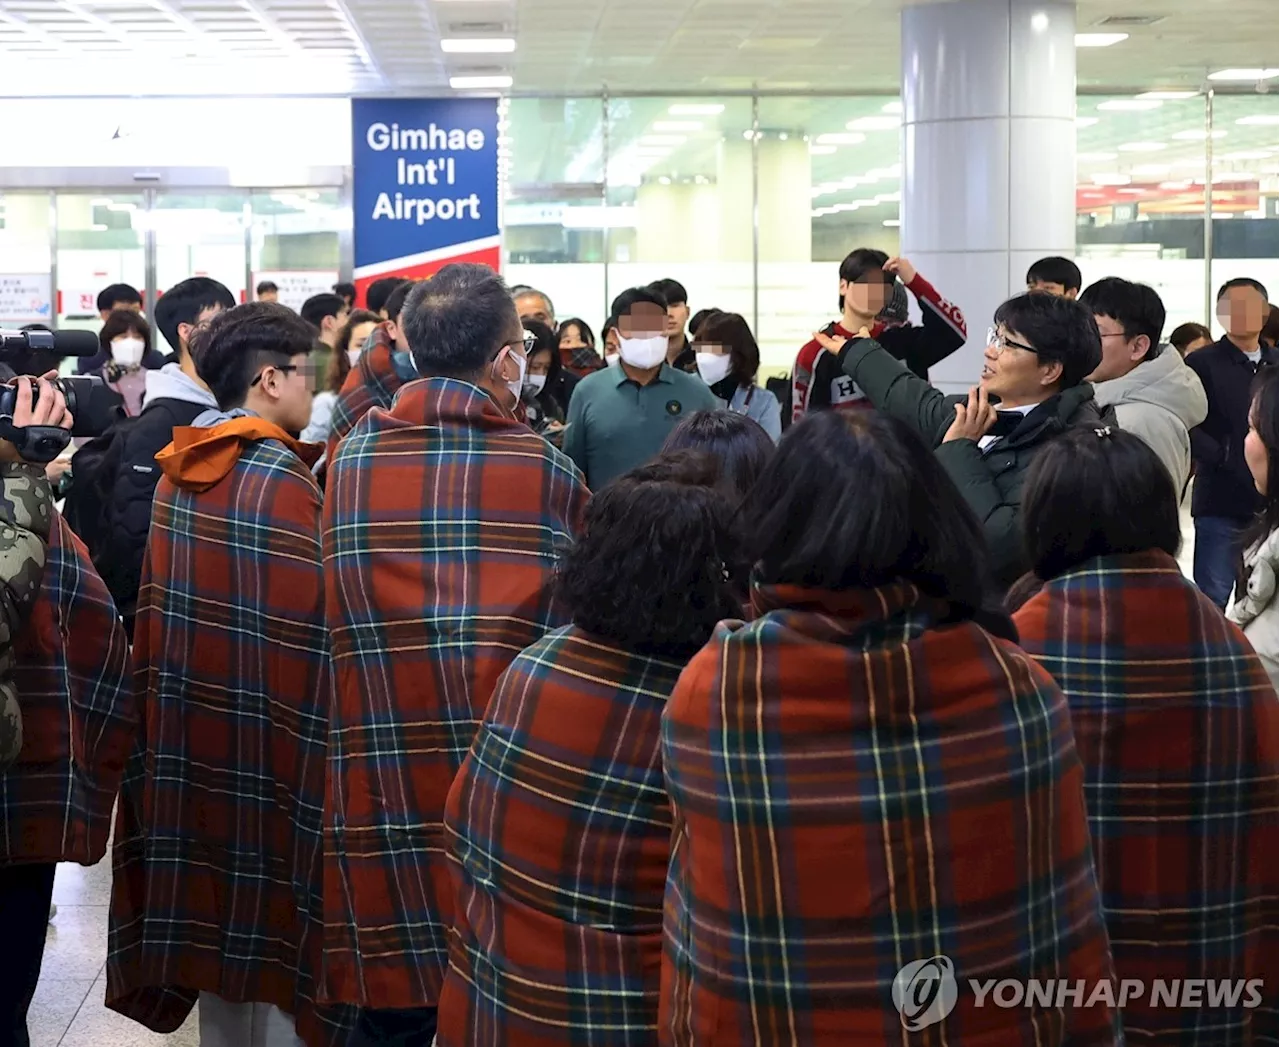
[
  {"xmin": 450, "ymin": 75, "xmax": 512, "ymax": 89},
  {"xmin": 1075, "ymin": 32, "xmax": 1128, "ymax": 47},
  {"xmin": 441, "ymin": 38, "xmax": 515, "ymax": 53}
]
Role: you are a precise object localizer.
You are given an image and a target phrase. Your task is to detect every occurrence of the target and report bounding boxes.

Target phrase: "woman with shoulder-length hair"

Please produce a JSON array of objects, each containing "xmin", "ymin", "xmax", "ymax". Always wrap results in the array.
[
  {"xmin": 1013, "ymin": 424, "xmax": 1278, "ymax": 1045},
  {"xmin": 692, "ymin": 312, "xmax": 782, "ymax": 441},
  {"xmin": 438, "ymin": 451, "xmax": 743, "ymax": 1047},
  {"xmin": 659, "ymin": 409, "xmax": 1119, "ymax": 1047}
]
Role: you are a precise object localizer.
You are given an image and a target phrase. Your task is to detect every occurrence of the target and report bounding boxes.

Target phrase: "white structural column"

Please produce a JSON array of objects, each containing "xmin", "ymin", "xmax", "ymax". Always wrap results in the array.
[{"xmin": 901, "ymin": 0, "xmax": 1077, "ymax": 390}]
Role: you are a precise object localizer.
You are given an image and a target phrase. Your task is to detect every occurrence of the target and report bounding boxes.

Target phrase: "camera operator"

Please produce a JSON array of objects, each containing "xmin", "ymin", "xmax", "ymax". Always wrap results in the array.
[
  {"xmin": 0, "ymin": 374, "xmax": 72, "ymax": 771},
  {"xmin": 0, "ymin": 362, "xmax": 135, "ymax": 1047}
]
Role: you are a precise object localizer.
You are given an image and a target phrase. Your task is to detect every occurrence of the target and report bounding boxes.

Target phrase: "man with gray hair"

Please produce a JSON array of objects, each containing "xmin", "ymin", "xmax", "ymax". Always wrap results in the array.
[
  {"xmin": 511, "ymin": 284, "xmax": 555, "ymax": 328},
  {"xmin": 321, "ymin": 263, "xmax": 588, "ymax": 1045}
]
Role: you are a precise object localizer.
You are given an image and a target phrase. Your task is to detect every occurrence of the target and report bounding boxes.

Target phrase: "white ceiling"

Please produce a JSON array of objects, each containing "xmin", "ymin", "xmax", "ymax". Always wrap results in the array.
[{"xmin": 0, "ymin": 0, "xmax": 1275, "ymax": 96}]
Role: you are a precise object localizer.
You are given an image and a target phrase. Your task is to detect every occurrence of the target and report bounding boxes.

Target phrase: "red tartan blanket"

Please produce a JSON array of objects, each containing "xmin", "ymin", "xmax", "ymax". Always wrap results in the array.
[
  {"xmin": 325, "ymin": 322, "xmax": 405, "ymax": 465},
  {"xmin": 0, "ymin": 515, "xmax": 134, "ymax": 866},
  {"xmin": 439, "ymin": 626, "xmax": 687, "ymax": 1046},
  {"xmin": 1015, "ymin": 551, "xmax": 1279, "ymax": 1045},
  {"xmin": 322, "ymin": 377, "xmax": 589, "ymax": 1011},
  {"xmin": 660, "ymin": 581, "xmax": 1120, "ymax": 1046},
  {"xmin": 106, "ymin": 426, "xmax": 350, "ymax": 1046}
]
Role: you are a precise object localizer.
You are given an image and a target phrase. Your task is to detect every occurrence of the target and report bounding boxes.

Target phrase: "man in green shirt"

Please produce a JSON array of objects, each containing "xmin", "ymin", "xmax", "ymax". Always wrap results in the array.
[{"xmin": 563, "ymin": 286, "xmax": 720, "ymax": 490}]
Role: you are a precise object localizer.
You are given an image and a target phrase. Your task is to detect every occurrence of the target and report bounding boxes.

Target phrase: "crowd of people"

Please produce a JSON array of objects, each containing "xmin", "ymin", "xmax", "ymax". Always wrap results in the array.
[{"xmin": 0, "ymin": 247, "xmax": 1274, "ymax": 1047}]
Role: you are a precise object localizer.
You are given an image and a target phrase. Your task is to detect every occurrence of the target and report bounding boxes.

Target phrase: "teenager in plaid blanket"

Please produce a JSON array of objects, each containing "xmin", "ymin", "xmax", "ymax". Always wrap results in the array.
[
  {"xmin": 323, "ymin": 264, "xmax": 589, "ymax": 1045},
  {"xmin": 439, "ymin": 451, "xmax": 742, "ymax": 1047},
  {"xmin": 660, "ymin": 410, "xmax": 1120, "ymax": 1046},
  {"xmin": 108, "ymin": 303, "xmax": 349, "ymax": 1047},
  {"xmin": 1013, "ymin": 426, "xmax": 1279, "ymax": 1045}
]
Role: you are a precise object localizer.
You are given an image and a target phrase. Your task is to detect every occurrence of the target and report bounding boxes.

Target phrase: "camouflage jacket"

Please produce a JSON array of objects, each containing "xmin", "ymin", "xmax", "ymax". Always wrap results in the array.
[{"xmin": 0, "ymin": 462, "xmax": 55, "ymax": 768}]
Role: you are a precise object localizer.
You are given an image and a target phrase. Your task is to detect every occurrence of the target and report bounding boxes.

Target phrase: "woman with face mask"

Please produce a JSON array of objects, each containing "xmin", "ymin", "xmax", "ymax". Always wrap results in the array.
[
  {"xmin": 519, "ymin": 321, "xmax": 579, "ymax": 447},
  {"xmin": 301, "ymin": 309, "xmax": 379, "ymax": 444},
  {"xmin": 692, "ymin": 312, "xmax": 782, "ymax": 442},
  {"xmin": 96, "ymin": 309, "xmax": 161, "ymax": 418}
]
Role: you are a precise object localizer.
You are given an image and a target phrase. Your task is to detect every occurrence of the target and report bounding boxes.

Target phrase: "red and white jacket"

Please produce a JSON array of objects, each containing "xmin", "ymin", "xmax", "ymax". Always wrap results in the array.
[{"xmin": 791, "ymin": 272, "xmax": 966, "ymax": 423}]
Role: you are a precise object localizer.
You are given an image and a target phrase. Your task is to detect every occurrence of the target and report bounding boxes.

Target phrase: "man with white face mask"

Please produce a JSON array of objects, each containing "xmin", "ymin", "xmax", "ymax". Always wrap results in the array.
[{"xmin": 563, "ymin": 287, "xmax": 720, "ymax": 490}]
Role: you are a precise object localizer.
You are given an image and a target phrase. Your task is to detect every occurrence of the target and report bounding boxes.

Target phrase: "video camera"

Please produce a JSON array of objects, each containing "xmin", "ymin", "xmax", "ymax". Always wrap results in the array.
[{"xmin": 0, "ymin": 328, "xmax": 121, "ymax": 462}]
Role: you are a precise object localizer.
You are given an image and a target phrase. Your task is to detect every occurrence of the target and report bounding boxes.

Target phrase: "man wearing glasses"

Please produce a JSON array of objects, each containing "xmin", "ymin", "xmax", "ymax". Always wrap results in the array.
[
  {"xmin": 321, "ymin": 264, "xmax": 589, "ymax": 1046},
  {"xmin": 108, "ymin": 302, "xmax": 347, "ymax": 1046},
  {"xmin": 816, "ymin": 291, "xmax": 1105, "ymax": 592}
]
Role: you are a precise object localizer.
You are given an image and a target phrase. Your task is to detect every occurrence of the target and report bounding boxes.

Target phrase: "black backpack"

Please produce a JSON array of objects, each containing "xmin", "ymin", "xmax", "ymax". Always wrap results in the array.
[{"xmin": 62, "ymin": 398, "xmax": 200, "ymax": 561}]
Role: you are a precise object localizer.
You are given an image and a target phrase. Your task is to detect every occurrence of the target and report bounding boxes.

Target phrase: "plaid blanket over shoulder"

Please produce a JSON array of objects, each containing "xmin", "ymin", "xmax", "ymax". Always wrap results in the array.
[
  {"xmin": 0, "ymin": 515, "xmax": 134, "ymax": 866},
  {"xmin": 1015, "ymin": 551, "xmax": 1279, "ymax": 1045},
  {"xmin": 326, "ymin": 323, "xmax": 405, "ymax": 465},
  {"xmin": 438, "ymin": 625, "xmax": 687, "ymax": 1046},
  {"xmin": 660, "ymin": 581, "xmax": 1120, "ymax": 1047},
  {"xmin": 106, "ymin": 436, "xmax": 350, "ymax": 1046},
  {"xmin": 322, "ymin": 377, "xmax": 589, "ymax": 1011}
]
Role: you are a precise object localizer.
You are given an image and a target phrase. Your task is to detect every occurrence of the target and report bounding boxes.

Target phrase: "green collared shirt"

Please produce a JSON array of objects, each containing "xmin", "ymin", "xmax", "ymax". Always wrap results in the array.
[{"xmin": 562, "ymin": 361, "xmax": 721, "ymax": 490}]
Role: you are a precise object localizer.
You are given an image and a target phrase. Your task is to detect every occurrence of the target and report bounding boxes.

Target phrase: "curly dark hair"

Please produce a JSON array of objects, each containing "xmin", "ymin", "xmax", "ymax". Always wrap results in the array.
[{"xmin": 556, "ymin": 450, "xmax": 743, "ymax": 657}]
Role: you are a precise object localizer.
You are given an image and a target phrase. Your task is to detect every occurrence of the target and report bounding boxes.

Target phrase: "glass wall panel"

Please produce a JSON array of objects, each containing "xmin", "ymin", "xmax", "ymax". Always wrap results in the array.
[
  {"xmin": 603, "ymin": 98, "xmax": 754, "ymax": 352},
  {"xmin": 55, "ymin": 191, "xmax": 146, "ymax": 331},
  {"xmin": 1074, "ymin": 93, "xmax": 1211, "ymax": 325},
  {"xmin": 1208, "ymin": 93, "xmax": 1279, "ymax": 333},
  {"xmin": 503, "ymin": 97, "xmax": 607, "ymax": 332},
  {"xmin": 756, "ymin": 96, "xmax": 902, "ymax": 374},
  {"xmin": 154, "ymin": 192, "xmax": 249, "ymax": 306},
  {"xmin": 0, "ymin": 192, "xmax": 53, "ymax": 327},
  {"xmin": 249, "ymin": 188, "xmax": 344, "ymax": 308}
]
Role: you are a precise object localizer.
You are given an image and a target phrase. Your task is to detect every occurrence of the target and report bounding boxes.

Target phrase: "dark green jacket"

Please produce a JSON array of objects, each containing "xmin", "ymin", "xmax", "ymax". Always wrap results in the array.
[{"xmin": 841, "ymin": 338, "xmax": 1104, "ymax": 591}]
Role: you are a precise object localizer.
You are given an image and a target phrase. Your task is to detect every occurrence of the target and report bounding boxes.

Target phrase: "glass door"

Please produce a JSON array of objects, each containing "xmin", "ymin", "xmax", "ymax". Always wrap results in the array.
[
  {"xmin": 55, "ymin": 192, "xmax": 146, "ymax": 331},
  {"xmin": 153, "ymin": 191, "xmax": 250, "ymax": 306}
]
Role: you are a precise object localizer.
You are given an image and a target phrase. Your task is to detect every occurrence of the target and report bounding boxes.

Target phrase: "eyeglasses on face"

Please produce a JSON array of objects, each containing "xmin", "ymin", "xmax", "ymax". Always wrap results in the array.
[
  {"xmin": 986, "ymin": 326, "xmax": 1037, "ymax": 355},
  {"xmin": 503, "ymin": 332, "xmax": 537, "ymax": 354},
  {"xmin": 250, "ymin": 362, "xmax": 319, "ymax": 390}
]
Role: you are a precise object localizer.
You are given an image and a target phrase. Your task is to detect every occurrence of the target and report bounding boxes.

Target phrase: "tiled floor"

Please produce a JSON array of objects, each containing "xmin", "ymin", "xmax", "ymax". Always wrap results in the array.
[{"xmin": 32, "ymin": 860, "xmax": 199, "ymax": 1046}]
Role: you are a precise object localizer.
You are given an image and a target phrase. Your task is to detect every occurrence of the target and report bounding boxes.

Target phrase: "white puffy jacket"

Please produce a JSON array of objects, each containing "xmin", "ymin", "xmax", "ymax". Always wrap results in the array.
[{"xmin": 1229, "ymin": 528, "xmax": 1279, "ymax": 693}]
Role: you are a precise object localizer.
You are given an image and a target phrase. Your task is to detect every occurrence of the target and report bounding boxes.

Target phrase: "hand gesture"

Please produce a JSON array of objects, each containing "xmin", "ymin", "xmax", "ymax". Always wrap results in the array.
[
  {"xmin": 0, "ymin": 376, "xmax": 74, "ymax": 464},
  {"xmin": 883, "ymin": 256, "xmax": 917, "ymax": 285},
  {"xmin": 943, "ymin": 386, "xmax": 997, "ymax": 444},
  {"xmin": 813, "ymin": 327, "xmax": 872, "ymax": 354}
]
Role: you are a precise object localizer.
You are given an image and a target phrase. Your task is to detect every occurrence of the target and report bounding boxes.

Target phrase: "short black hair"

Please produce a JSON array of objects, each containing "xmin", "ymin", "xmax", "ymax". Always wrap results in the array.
[
  {"xmin": 367, "ymin": 276, "xmax": 410, "ymax": 315},
  {"xmin": 97, "ymin": 283, "xmax": 141, "ymax": 312},
  {"xmin": 384, "ymin": 280, "xmax": 416, "ymax": 323},
  {"xmin": 694, "ymin": 311, "xmax": 761, "ymax": 385},
  {"xmin": 838, "ymin": 248, "xmax": 892, "ymax": 285},
  {"xmin": 400, "ymin": 264, "xmax": 517, "ymax": 379},
  {"xmin": 557, "ymin": 318, "xmax": 595, "ymax": 349},
  {"xmin": 301, "ymin": 292, "xmax": 347, "ymax": 329},
  {"xmin": 992, "ymin": 292, "xmax": 1102, "ymax": 389},
  {"xmin": 556, "ymin": 450, "xmax": 742, "ymax": 658},
  {"xmin": 648, "ymin": 278, "xmax": 688, "ymax": 307},
  {"xmin": 256, "ymin": 280, "xmax": 279, "ymax": 296},
  {"xmin": 98, "ymin": 308, "xmax": 152, "ymax": 354},
  {"xmin": 1242, "ymin": 366, "xmax": 1278, "ymax": 565},
  {"xmin": 1022, "ymin": 426, "xmax": 1181, "ymax": 582},
  {"xmin": 662, "ymin": 409, "xmax": 774, "ymax": 502},
  {"xmin": 154, "ymin": 276, "xmax": 236, "ymax": 354},
  {"xmin": 1169, "ymin": 321, "xmax": 1213, "ymax": 353},
  {"xmin": 523, "ymin": 318, "xmax": 557, "ymax": 357},
  {"xmin": 610, "ymin": 286, "xmax": 667, "ymax": 318},
  {"xmin": 1080, "ymin": 277, "xmax": 1166, "ymax": 361},
  {"xmin": 333, "ymin": 281, "xmax": 357, "ymax": 303},
  {"xmin": 689, "ymin": 308, "xmax": 722, "ymax": 339},
  {"xmin": 1026, "ymin": 256, "xmax": 1082, "ymax": 293},
  {"xmin": 194, "ymin": 302, "xmax": 316, "ymax": 410},
  {"xmin": 743, "ymin": 410, "xmax": 988, "ymax": 613},
  {"xmin": 1217, "ymin": 277, "xmax": 1269, "ymax": 302}
]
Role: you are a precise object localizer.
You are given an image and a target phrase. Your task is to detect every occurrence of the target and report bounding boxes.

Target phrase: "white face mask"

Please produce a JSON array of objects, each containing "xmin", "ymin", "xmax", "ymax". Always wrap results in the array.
[
  {"xmin": 617, "ymin": 334, "xmax": 668, "ymax": 370},
  {"xmin": 111, "ymin": 337, "xmax": 145, "ymax": 367},
  {"xmin": 605, "ymin": 352, "xmax": 619, "ymax": 367},
  {"xmin": 696, "ymin": 352, "xmax": 733, "ymax": 387},
  {"xmin": 524, "ymin": 373, "xmax": 548, "ymax": 397},
  {"xmin": 495, "ymin": 346, "xmax": 527, "ymax": 404},
  {"xmin": 347, "ymin": 348, "xmax": 361, "ymax": 366}
]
